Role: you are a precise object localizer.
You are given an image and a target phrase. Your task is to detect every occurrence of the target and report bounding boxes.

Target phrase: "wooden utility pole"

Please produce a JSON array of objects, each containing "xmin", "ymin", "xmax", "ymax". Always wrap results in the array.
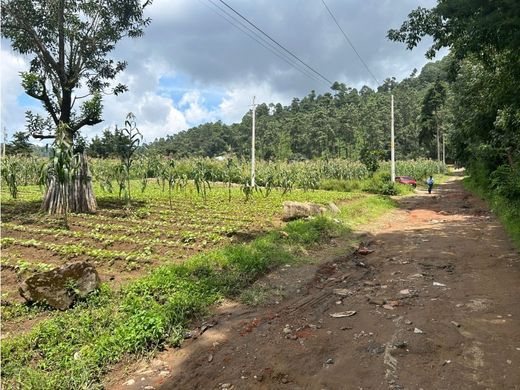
[
  {"xmin": 251, "ymin": 96, "xmax": 257, "ymax": 187},
  {"xmin": 390, "ymin": 94, "xmax": 395, "ymax": 182}
]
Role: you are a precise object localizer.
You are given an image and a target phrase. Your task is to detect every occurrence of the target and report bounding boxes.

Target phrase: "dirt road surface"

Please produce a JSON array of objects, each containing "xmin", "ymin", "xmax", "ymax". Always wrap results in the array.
[{"xmin": 109, "ymin": 177, "xmax": 520, "ymax": 390}]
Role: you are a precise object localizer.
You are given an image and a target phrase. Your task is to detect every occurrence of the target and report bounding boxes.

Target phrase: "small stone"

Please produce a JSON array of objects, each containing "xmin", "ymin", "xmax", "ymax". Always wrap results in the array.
[
  {"xmin": 368, "ymin": 297, "xmax": 385, "ymax": 306},
  {"xmin": 159, "ymin": 371, "xmax": 170, "ymax": 377},
  {"xmin": 329, "ymin": 311, "xmax": 356, "ymax": 318},
  {"xmin": 507, "ymin": 360, "xmax": 512, "ymax": 365},
  {"xmin": 325, "ymin": 358, "xmax": 334, "ymax": 365},
  {"xmin": 281, "ymin": 377, "xmax": 289, "ymax": 384},
  {"xmin": 405, "ymin": 320, "xmax": 413, "ymax": 325},
  {"xmin": 333, "ymin": 288, "xmax": 351, "ymax": 297},
  {"xmin": 450, "ymin": 321, "xmax": 461, "ymax": 327},
  {"xmin": 413, "ymin": 328, "xmax": 424, "ymax": 334},
  {"xmin": 124, "ymin": 379, "xmax": 135, "ymax": 386},
  {"xmin": 144, "ymin": 387, "xmax": 155, "ymax": 390},
  {"xmin": 335, "ymin": 300, "xmax": 342, "ymax": 305},
  {"xmin": 327, "ymin": 330, "xmax": 333, "ymax": 335},
  {"xmin": 456, "ymin": 303, "xmax": 464, "ymax": 308},
  {"xmin": 400, "ymin": 289, "xmax": 410, "ymax": 295},
  {"xmin": 73, "ymin": 351, "xmax": 81, "ymax": 360},
  {"xmin": 208, "ymin": 354, "xmax": 214, "ymax": 362},
  {"xmin": 221, "ymin": 384, "xmax": 232, "ymax": 389},
  {"xmin": 433, "ymin": 281, "xmax": 446, "ymax": 287},
  {"xmin": 287, "ymin": 334, "xmax": 298, "ymax": 340},
  {"xmin": 283, "ymin": 325, "xmax": 292, "ymax": 334},
  {"xmin": 442, "ymin": 360, "xmax": 451, "ymax": 366},
  {"xmin": 383, "ymin": 304, "xmax": 395, "ymax": 310}
]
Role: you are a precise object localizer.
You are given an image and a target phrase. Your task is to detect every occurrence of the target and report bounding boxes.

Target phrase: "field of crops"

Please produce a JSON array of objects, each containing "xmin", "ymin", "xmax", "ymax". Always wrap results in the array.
[
  {"xmin": 0, "ymin": 157, "xmax": 445, "ymax": 292},
  {"xmin": 1, "ymin": 179, "xmax": 358, "ymax": 307},
  {"xmin": 0, "ymin": 156, "xmax": 445, "ymax": 201},
  {"xmin": 0, "ymin": 155, "xmax": 447, "ymax": 388},
  {"xmin": 0, "ymin": 157, "xmax": 445, "ymax": 300}
]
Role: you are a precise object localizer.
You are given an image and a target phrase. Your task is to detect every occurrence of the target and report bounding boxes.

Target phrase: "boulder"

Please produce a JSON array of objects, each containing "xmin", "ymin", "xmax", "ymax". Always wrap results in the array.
[
  {"xmin": 282, "ymin": 201, "xmax": 325, "ymax": 221},
  {"xmin": 19, "ymin": 262, "xmax": 100, "ymax": 310}
]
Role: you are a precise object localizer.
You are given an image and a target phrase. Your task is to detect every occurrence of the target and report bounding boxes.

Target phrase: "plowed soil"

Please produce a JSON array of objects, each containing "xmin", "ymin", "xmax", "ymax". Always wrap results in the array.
[{"xmin": 109, "ymin": 177, "xmax": 520, "ymax": 390}]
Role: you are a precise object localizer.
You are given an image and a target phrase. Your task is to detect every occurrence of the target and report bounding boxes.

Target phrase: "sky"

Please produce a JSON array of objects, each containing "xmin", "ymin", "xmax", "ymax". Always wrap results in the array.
[{"xmin": 0, "ymin": 0, "xmax": 445, "ymax": 144}]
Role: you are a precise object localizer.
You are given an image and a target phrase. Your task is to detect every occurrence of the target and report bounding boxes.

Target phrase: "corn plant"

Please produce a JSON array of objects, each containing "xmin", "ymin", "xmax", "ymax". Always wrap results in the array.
[
  {"xmin": 114, "ymin": 113, "xmax": 142, "ymax": 204},
  {"xmin": 1, "ymin": 156, "xmax": 19, "ymax": 199},
  {"xmin": 192, "ymin": 160, "xmax": 212, "ymax": 201}
]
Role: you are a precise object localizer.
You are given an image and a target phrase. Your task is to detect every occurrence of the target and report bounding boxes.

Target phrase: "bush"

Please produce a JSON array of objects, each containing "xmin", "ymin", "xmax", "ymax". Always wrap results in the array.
[{"xmin": 319, "ymin": 179, "xmax": 362, "ymax": 192}]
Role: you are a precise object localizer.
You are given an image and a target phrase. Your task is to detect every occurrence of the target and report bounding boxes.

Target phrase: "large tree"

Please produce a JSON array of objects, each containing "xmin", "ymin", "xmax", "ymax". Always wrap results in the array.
[
  {"xmin": 1, "ymin": 0, "xmax": 152, "ymax": 213},
  {"xmin": 5, "ymin": 131, "xmax": 33, "ymax": 156},
  {"xmin": 420, "ymin": 79, "xmax": 446, "ymax": 161},
  {"xmin": 387, "ymin": 0, "xmax": 520, "ymax": 168}
]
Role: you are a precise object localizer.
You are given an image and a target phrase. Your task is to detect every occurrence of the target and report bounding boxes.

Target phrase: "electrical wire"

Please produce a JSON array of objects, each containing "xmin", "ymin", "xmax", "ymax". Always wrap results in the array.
[
  {"xmin": 201, "ymin": 0, "xmax": 324, "ymax": 84},
  {"xmin": 321, "ymin": 0, "xmax": 380, "ymax": 86},
  {"xmin": 217, "ymin": 0, "xmax": 333, "ymax": 86}
]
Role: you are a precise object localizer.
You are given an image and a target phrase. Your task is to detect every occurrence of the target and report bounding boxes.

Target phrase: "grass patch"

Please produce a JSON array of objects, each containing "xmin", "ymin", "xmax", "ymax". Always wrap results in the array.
[
  {"xmin": 319, "ymin": 175, "xmax": 414, "ymax": 196},
  {"xmin": 1, "ymin": 217, "xmax": 343, "ymax": 389},
  {"xmin": 336, "ymin": 195, "xmax": 397, "ymax": 228},
  {"xmin": 463, "ymin": 178, "xmax": 520, "ymax": 250}
]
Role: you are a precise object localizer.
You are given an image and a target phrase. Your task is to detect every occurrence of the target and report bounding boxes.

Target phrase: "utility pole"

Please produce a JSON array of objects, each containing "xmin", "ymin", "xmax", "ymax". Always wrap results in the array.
[
  {"xmin": 436, "ymin": 112, "xmax": 440, "ymax": 162},
  {"xmin": 390, "ymin": 94, "xmax": 395, "ymax": 182},
  {"xmin": 2, "ymin": 127, "xmax": 7, "ymax": 158},
  {"xmin": 251, "ymin": 96, "xmax": 257, "ymax": 187},
  {"xmin": 442, "ymin": 132, "xmax": 446, "ymax": 165}
]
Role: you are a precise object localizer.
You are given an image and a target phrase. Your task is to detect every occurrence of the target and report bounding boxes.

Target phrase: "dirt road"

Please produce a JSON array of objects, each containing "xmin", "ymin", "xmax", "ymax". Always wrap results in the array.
[{"xmin": 110, "ymin": 177, "xmax": 520, "ymax": 390}]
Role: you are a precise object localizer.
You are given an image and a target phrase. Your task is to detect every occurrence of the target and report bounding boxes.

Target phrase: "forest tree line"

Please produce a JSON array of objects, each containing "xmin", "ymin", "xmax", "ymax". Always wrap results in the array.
[{"xmin": 90, "ymin": 58, "xmax": 452, "ymax": 164}]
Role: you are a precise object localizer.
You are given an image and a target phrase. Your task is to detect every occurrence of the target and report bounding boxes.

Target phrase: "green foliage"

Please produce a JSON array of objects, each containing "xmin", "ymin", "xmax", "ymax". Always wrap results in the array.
[
  {"xmin": 420, "ymin": 79, "xmax": 447, "ymax": 158},
  {"xmin": 5, "ymin": 131, "xmax": 33, "ymax": 156},
  {"xmin": 464, "ymin": 174, "xmax": 520, "ymax": 249},
  {"xmin": 114, "ymin": 113, "xmax": 143, "ymax": 204},
  {"xmin": 0, "ymin": 217, "xmax": 343, "ymax": 389},
  {"xmin": 145, "ymin": 71, "xmax": 451, "ymax": 162},
  {"xmin": 389, "ymin": 1, "xmax": 520, "ymax": 246},
  {"xmin": 1, "ymin": 0, "xmax": 152, "ymax": 138},
  {"xmin": 1, "ymin": 156, "xmax": 19, "ymax": 199}
]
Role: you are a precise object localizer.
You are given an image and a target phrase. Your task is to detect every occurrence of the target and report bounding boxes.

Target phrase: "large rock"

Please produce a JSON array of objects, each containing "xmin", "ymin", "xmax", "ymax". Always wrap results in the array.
[
  {"xmin": 282, "ymin": 201, "xmax": 325, "ymax": 221},
  {"xmin": 19, "ymin": 262, "xmax": 100, "ymax": 310}
]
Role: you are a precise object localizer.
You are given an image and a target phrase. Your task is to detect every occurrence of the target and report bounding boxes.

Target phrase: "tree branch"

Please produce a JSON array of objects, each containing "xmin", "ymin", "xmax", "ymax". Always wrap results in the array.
[
  {"xmin": 71, "ymin": 117, "xmax": 102, "ymax": 132},
  {"xmin": 12, "ymin": 18, "xmax": 60, "ymax": 77}
]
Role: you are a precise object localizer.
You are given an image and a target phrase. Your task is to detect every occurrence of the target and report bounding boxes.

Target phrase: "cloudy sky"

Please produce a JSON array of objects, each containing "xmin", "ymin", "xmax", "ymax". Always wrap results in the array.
[{"xmin": 1, "ymin": 0, "xmax": 444, "ymax": 143}]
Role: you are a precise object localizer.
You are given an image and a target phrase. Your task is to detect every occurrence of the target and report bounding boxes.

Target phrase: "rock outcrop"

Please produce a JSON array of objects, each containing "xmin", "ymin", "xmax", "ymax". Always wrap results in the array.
[{"xmin": 19, "ymin": 262, "xmax": 100, "ymax": 310}]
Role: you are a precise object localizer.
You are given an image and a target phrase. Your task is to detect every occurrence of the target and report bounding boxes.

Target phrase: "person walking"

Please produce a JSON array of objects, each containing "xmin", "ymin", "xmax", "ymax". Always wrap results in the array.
[{"xmin": 427, "ymin": 175, "xmax": 434, "ymax": 194}]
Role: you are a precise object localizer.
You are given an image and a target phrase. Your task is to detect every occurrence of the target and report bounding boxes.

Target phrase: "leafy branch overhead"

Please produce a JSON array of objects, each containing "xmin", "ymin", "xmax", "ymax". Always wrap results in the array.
[{"xmin": 1, "ymin": 0, "xmax": 152, "ymax": 138}]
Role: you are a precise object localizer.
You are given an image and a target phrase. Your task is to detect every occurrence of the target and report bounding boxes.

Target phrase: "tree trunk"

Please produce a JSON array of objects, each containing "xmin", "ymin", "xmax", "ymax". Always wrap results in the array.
[{"xmin": 42, "ymin": 154, "xmax": 97, "ymax": 214}]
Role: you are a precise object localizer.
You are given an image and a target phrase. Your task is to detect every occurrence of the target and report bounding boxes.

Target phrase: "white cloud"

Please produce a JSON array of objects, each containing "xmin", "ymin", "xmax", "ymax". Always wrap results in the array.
[
  {"xmin": 1, "ymin": 0, "xmax": 446, "ymax": 143},
  {"xmin": 0, "ymin": 48, "xmax": 31, "ymax": 137},
  {"xmin": 218, "ymin": 82, "xmax": 288, "ymax": 123}
]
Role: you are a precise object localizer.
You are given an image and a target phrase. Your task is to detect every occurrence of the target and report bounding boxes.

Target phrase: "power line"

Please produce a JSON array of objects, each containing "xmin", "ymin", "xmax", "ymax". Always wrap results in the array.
[
  {"xmin": 218, "ymin": 0, "xmax": 333, "ymax": 86},
  {"xmin": 321, "ymin": 0, "xmax": 380, "ymax": 86},
  {"xmin": 201, "ymin": 0, "xmax": 324, "ymax": 84}
]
